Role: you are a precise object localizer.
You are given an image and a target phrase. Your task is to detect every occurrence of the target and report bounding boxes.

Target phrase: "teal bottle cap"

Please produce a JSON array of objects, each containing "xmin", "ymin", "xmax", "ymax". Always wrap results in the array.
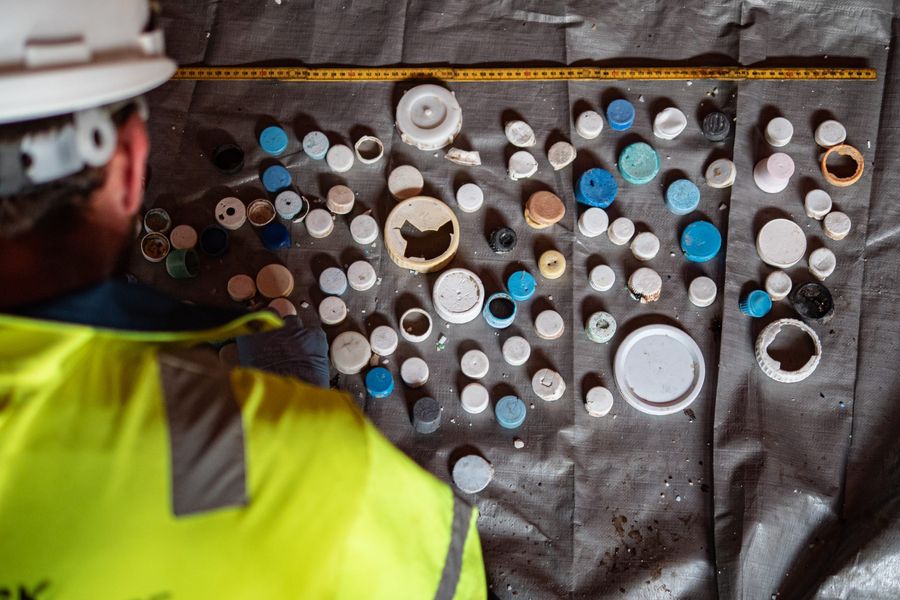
[
  {"xmin": 740, "ymin": 290, "xmax": 773, "ymax": 318},
  {"xmin": 495, "ymin": 395, "xmax": 527, "ymax": 429},
  {"xmin": 618, "ymin": 142, "xmax": 660, "ymax": 185},
  {"xmin": 259, "ymin": 126, "xmax": 288, "ymax": 155},
  {"xmin": 365, "ymin": 367, "xmax": 394, "ymax": 398},
  {"xmin": 665, "ymin": 179, "xmax": 700, "ymax": 215},
  {"xmin": 506, "ymin": 270, "xmax": 536, "ymax": 302}
]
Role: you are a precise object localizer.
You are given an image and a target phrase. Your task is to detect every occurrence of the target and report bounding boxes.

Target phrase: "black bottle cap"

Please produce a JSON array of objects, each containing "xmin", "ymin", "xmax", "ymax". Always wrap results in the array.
[
  {"xmin": 790, "ymin": 282, "xmax": 834, "ymax": 323},
  {"xmin": 702, "ymin": 111, "xmax": 732, "ymax": 142},
  {"xmin": 489, "ymin": 227, "xmax": 518, "ymax": 253},
  {"xmin": 212, "ymin": 143, "xmax": 245, "ymax": 174}
]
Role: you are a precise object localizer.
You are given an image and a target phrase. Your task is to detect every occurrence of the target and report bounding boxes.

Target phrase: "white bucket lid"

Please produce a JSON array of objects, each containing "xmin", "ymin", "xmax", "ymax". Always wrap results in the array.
[
  {"xmin": 432, "ymin": 268, "xmax": 485, "ymax": 324},
  {"xmin": 396, "ymin": 84, "xmax": 462, "ymax": 151}
]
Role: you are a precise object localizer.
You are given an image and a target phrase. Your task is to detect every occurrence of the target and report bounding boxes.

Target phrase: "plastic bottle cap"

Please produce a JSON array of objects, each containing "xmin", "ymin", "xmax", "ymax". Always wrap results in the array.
[
  {"xmin": 400, "ymin": 357, "xmax": 429, "ymax": 387},
  {"xmin": 347, "ymin": 260, "xmax": 377, "ymax": 291},
  {"xmin": 753, "ymin": 153, "xmax": 795, "ymax": 194},
  {"xmin": 330, "ymin": 331, "xmax": 372, "ymax": 375},
  {"xmin": 548, "ymin": 141, "xmax": 576, "ymax": 170},
  {"xmin": 260, "ymin": 222, "xmax": 291, "ymax": 251},
  {"xmin": 318, "ymin": 267, "xmax": 348, "ymax": 295},
  {"xmin": 396, "ymin": 84, "xmax": 462, "ymax": 151},
  {"xmin": 412, "ymin": 397, "xmax": 441, "ymax": 434},
  {"xmin": 585, "ymin": 386, "xmax": 614, "ymax": 417},
  {"xmin": 227, "ymin": 274, "xmax": 257, "ymax": 302},
  {"xmin": 349, "ymin": 214, "xmax": 379, "ymax": 245},
  {"xmin": 589, "ymin": 265, "xmax": 616, "ymax": 292},
  {"xmin": 165, "ymin": 249, "xmax": 198, "ymax": 281},
  {"xmin": 275, "ymin": 191, "xmax": 307, "ymax": 221},
  {"xmin": 504, "ymin": 120, "xmax": 536, "ymax": 147},
  {"xmin": 169, "ymin": 224, "xmax": 197, "ymax": 250},
  {"xmin": 815, "ymin": 120, "xmax": 847, "ymax": 148},
  {"xmin": 618, "ymin": 142, "xmax": 660, "ymax": 185},
  {"xmin": 790, "ymin": 282, "xmax": 834, "ymax": 323},
  {"xmin": 740, "ymin": 290, "xmax": 773, "ymax": 318},
  {"xmin": 259, "ymin": 125, "xmax": 289, "ymax": 155},
  {"xmin": 508, "ymin": 150, "xmax": 537, "ymax": 180},
  {"xmin": 821, "ymin": 144, "xmax": 864, "ymax": 186},
  {"xmin": 538, "ymin": 250, "xmax": 566, "ymax": 279},
  {"xmin": 495, "ymin": 395, "xmax": 527, "ymax": 429},
  {"xmin": 688, "ymin": 276, "xmax": 717, "ymax": 307},
  {"xmin": 823, "ymin": 211, "xmax": 851, "ymax": 240},
  {"xmin": 268, "ymin": 297, "xmax": 297, "ymax": 317},
  {"xmin": 482, "ymin": 293, "xmax": 517, "ymax": 329},
  {"xmin": 460, "ymin": 349, "xmax": 490, "ymax": 379},
  {"xmin": 765, "ymin": 270, "xmax": 793, "ymax": 301},
  {"xmin": 756, "ymin": 218, "xmax": 806, "ymax": 268},
  {"xmin": 369, "ymin": 326, "xmax": 399, "ymax": 357},
  {"xmin": 631, "ymin": 232, "xmax": 660, "ymax": 262},
  {"xmin": 535, "ymin": 309, "xmax": 565, "ymax": 340},
  {"xmin": 506, "ymin": 271, "xmax": 536, "ymax": 302},
  {"xmin": 680, "ymin": 221, "xmax": 722, "ymax": 263},
  {"xmin": 702, "ymin": 111, "xmax": 731, "ymax": 141},
  {"xmin": 804, "ymin": 189, "xmax": 833, "ymax": 220},
  {"xmin": 452, "ymin": 455, "xmax": 493, "ymax": 494},
  {"xmin": 211, "ymin": 143, "xmax": 244, "ymax": 174},
  {"xmin": 765, "ymin": 117, "xmax": 794, "ymax": 147},
  {"xmin": 399, "ymin": 308, "xmax": 433, "ymax": 343},
  {"xmin": 365, "ymin": 367, "xmax": 395, "ymax": 399},
  {"xmin": 578, "ymin": 207, "xmax": 609, "ymax": 237},
  {"xmin": 215, "ymin": 197, "xmax": 247, "ymax": 230},
  {"xmin": 354, "ymin": 135, "xmax": 384, "ymax": 164},
  {"xmin": 586, "ymin": 311, "xmax": 617, "ymax": 344},
  {"xmin": 705, "ymin": 158, "xmax": 736, "ymax": 189},
  {"xmin": 248, "ymin": 199, "xmax": 276, "ymax": 227},
  {"xmin": 140, "ymin": 233, "xmax": 169, "ymax": 262},
  {"xmin": 199, "ymin": 226, "xmax": 229, "ymax": 257},
  {"xmin": 432, "ymin": 268, "xmax": 485, "ymax": 324},
  {"xmin": 502, "ymin": 336, "xmax": 531, "ymax": 366},
  {"xmin": 144, "ymin": 208, "xmax": 172, "ymax": 234},
  {"xmin": 532, "ymin": 368, "xmax": 566, "ymax": 401},
  {"xmin": 608, "ymin": 217, "xmax": 635, "ymax": 246},
  {"xmin": 325, "ymin": 144, "xmax": 354, "ymax": 173},
  {"xmin": 326, "ymin": 185, "xmax": 355, "ymax": 214},
  {"xmin": 575, "ymin": 168, "xmax": 618, "ymax": 208},
  {"xmin": 256, "ymin": 264, "xmax": 294, "ymax": 299},
  {"xmin": 262, "ymin": 165, "xmax": 292, "ymax": 193},
  {"xmin": 455, "ymin": 183, "xmax": 484, "ymax": 213},
  {"xmin": 808, "ymin": 247, "xmax": 836, "ymax": 280},
  {"xmin": 575, "ymin": 110, "xmax": 604, "ymax": 139},
  {"xmin": 606, "ymin": 99, "xmax": 635, "ymax": 131},
  {"xmin": 755, "ymin": 318, "xmax": 823, "ymax": 383},
  {"xmin": 305, "ymin": 208, "xmax": 335, "ymax": 239},
  {"xmin": 488, "ymin": 227, "xmax": 518, "ymax": 253},
  {"xmin": 302, "ymin": 131, "xmax": 330, "ymax": 160},
  {"xmin": 653, "ymin": 107, "xmax": 687, "ymax": 140},
  {"xmin": 318, "ymin": 296, "xmax": 348, "ymax": 325},
  {"xmin": 388, "ymin": 165, "xmax": 424, "ymax": 200},
  {"xmin": 665, "ymin": 179, "xmax": 700, "ymax": 215},
  {"xmin": 628, "ymin": 267, "xmax": 662, "ymax": 303},
  {"xmin": 525, "ymin": 191, "xmax": 565, "ymax": 228},
  {"xmin": 461, "ymin": 383, "xmax": 490, "ymax": 414}
]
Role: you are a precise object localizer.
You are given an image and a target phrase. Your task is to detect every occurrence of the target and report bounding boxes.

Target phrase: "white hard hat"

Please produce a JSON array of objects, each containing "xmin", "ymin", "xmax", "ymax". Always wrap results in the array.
[{"xmin": 0, "ymin": 0, "xmax": 176, "ymax": 125}]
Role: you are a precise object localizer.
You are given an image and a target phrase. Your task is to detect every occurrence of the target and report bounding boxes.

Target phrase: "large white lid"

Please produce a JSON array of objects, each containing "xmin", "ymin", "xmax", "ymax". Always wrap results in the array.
[
  {"xmin": 756, "ymin": 218, "xmax": 806, "ymax": 268},
  {"xmin": 396, "ymin": 84, "xmax": 462, "ymax": 151},
  {"xmin": 432, "ymin": 268, "xmax": 485, "ymax": 324}
]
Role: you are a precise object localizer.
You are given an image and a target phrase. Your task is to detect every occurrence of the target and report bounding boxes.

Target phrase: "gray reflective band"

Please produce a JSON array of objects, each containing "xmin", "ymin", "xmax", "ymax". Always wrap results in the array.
[
  {"xmin": 158, "ymin": 348, "xmax": 248, "ymax": 517},
  {"xmin": 435, "ymin": 495, "xmax": 472, "ymax": 600}
]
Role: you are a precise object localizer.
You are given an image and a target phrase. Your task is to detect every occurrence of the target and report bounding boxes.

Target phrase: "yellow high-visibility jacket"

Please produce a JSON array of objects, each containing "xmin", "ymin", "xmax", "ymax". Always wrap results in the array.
[{"xmin": 0, "ymin": 310, "xmax": 485, "ymax": 599}]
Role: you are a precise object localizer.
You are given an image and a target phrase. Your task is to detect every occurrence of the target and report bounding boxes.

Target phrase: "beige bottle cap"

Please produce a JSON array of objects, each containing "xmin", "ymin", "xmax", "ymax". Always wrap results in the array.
[
  {"xmin": 808, "ymin": 247, "xmax": 836, "ymax": 280},
  {"xmin": 330, "ymin": 331, "xmax": 372, "ymax": 375},
  {"xmin": 387, "ymin": 165, "xmax": 424, "ymax": 200},
  {"xmin": 256, "ymin": 264, "xmax": 294, "ymax": 299},
  {"xmin": 608, "ymin": 217, "xmax": 635, "ymax": 245},
  {"xmin": 169, "ymin": 224, "xmax": 198, "ymax": 250},
  {"xmin": 369, "ymin": 325, "xmax": 399, "ymax": 356},
  {"xmin": 456, "ymin": 183, "xmax": 484, "ymax": 213},
  {"xmin": 532, "ymin": 368, "xmax": 565, "ymax": 401},
  {"xmin": 804, "ymin": 189, "xmax": 833, "ymax": 220},
  {"xmin": 585, "ymin": 386, "xmax": 614, "ymax": 417},
  {"xmin": 508, "ymin": 150, "xmax": 537, "ymax": 180},
  {"xmin": 705, "ymin": 158, "xmax": 736, "ymax": 189},
  {"xmin": 348, "ymin": 260, "xmax": 377, "ymax": 291},
  {"xmin": 765, "ymin": 117, "xmax": 794, "ymax": 147},
  {"xmin": 589, "ymin": 264, "xmax": 616, "ymax": 292},
  {"xmin": 215, "ymin": 197, "xmax": 246, "ymax": 230},
  {"xmin": 688, "ymin": 276, "xmax": 717, "ymax": 307},
  {"xmin": 326, "ymin": 185, "xmax": 355, "ymax": 214},
  {"xmin": 627, "ymin": 267, "xmax": 662, "ymax": 303},
  {"xmin": 460, "ymin": 349, "xmax": 490, "ymax": 380},
  {"xmin": 525, "ymin": 191, "xmax": 565, "ymax": 227},
  {"xmin": 325, "ymin": 144, "xmax": 354, "ymax": 173},
  {"xmin": 575, "ymin": 110, "xmax": 604, "ymax": 139},
  {"xmin": 823, "ymin": 211, "xmax": 851, "ymax": 240},
  {"xmin": 227, "ymin": 274, "xmax": 257, "ymax": 302},
  {"xmin": 505, "ymin": 120, "xmax": 536, "ymax": 147},
  {"xmin": 548, "ymin": 141, "xmax": 576, "ymax": 170},
  {"xmin": 268, "ymin": 297, "xmax": 297, "ymax": 317},
  {"xmin": 384, "ymin": 196, "xmax": 459, "ymax": 273},
  {"xmin": 318, "ymin": 296, "xmax": 348, "ymax": 325},
  {"xmin": 538, "ymin": 249, "xmax": 566, "ymax": 279},
  {"xmin": 305, "ymin": 208, "xmax": 335, "ymax": 239},
  {"xmin": 756, "ymin": 218, "xmax": 806, "ymax": 268},
  {"xmin": 400, "ymin": 357, "xmax": 430, "ymax": 387},
  {"xmin": 765, "ymin": 270, "xmax": 793, "ymax": 301},
  {"xmin": 535, "ymin": 309, "xmax": 565, "ymax": 340},
  {"xmin": 350, "ymin": 214, "xmax": 379, "ymax": 245},
  {"xmin": 630, "ymin": 232, "xmax": 660, "ymax": 261},
  {"xmin": 502, "ymin": 336, "xmax": 531, "ymax": 366}
]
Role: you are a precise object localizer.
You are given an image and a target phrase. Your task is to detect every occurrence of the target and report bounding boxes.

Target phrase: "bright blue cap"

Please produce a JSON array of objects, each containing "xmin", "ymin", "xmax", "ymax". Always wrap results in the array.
[
  {"xmin": 259, "ymin": 126, "xmax": 289, "ymax": 156},
  {"xmin": 495, "ymin": 395, "xmax": 527, "ymax": 429},
  {"xmin": 665, "ymin": 179, "xmax": 701, "ymax": 215},
  {"xmin": 260, "ymin": 221, "xmax": 291, "ymax": 250},
  {"xmin": 506, "ymin": 270, "xmax": 536, "ymax": 302},
  {"xmin": 483, "ymin": 292, "xmax": 517, "ymax": 329},
  {"xmin": 262, "ymin": 164, "xmax": 292, "ymax": 193},
  {"xmin": 365, "ymin": 367, "xmax": 394, "ymax": 398},
  {"xmin": 618, "ymin": 142, "xmax": 660, "ymax": 185},
  {"xmin": 680, "ymin": 221, "xmax": 722, "ymax": 262},
  {"xmin": 575, "ymin": 168, "xmax": 618, "ymax": 208},
  {"xmin": 740, "ymin": 290, "xmax": 773, "ymax": 318},
  {"xmin": 302, "ymin": 131, "xmax": 330, "ymax": 160},
  {"xmin": 606, "ymin": 99, "xmax": 636, "ymax": 131}
]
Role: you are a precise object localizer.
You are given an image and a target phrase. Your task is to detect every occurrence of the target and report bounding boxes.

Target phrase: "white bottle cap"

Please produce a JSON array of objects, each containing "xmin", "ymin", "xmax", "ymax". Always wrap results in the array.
[
  {"xmin": 455, "ymin": 183, "xmax": 484, "ymax": 213},
  {"xmin": 461, "ymin": 382, "xmax": 490, "ymax": 414},
  {"xmin": 215, "ymin": 197, "xmax": 246, "ymax": 230},
  {"xmin": 432, "ymin": 268, "xmax": 485, "ymax": 324},
  {"xmin": 548, "ymin": 141, "xmax": 576, "ymax": 170},
  {"xmin": 578, "ymin": 207, "xmax": 609, "ymax": 237},
  {"xmin": 396, "ymin": 84, "xmax": 462, "ymax": 151},
  {"xmin": 652, "ymin": 107, "xmax": 687, "ymax": 140},
  {"xmin": 688, "ymin": 276, "xmax": 717, "ymax": 307},
  {"xmin": 804, "ymin": 189, "xmax": 833, "ymax": 220},
  {"xmin": 369, "ymin": 325, "xmax": 399, "ymax": 356},
  {"xmin": 347, "ymin": 260, "xmax": 377, "ymax": 291},
  {"xmin": 508, "ymin": 150, "xmax": 538, "ymax": 180},
  {"xmin": 627, "ymin": 267, "xmax": 662, "ymax": 303},
  {"xmin": 268, "ymin": 297, "xmax": 297, "ymax": 317},
  {"xmin": 705, "ymin": 158, "xmax": 736, "ymax": 189},
  {"xmin": 630, "ymin": 232, "xmax": 660, "ymax": 261},
  {"xmin": 460, "ymin": 349, "xmax": 490, "ymax": 380},
  {"xmin": 325, "ymin": 144, "xmax": 354, "ymax": 173},
  {"xmin": 169, "ymin": 224, "xmax": 197, "ymax": 250},
  {"xmin": 823, "ymin": 211, "xmax": 851, "ymax": 240},
  {"xmin": 585, "ymin": 386, "xmax": 614, "ymax": 417},
  {"xmin": 765, "ymin": 117, "xmax": 794, "ymax": 147},
  {"xmin": 400, "ymin": 357, "xmax": 430, "ymax": 387},
  {"xmin": 535, "ymin": 309, "xmax": 565, "ymax": 340},
  {"xmin": 353, "ymin": 135, "xmax": 384, "ymax": 164},
  {"xmin": 330, "ymin": 331, "xmax": 371, "ymax": 375},
  {"xmin": 608, "ymin": 217, "xmax": 635, "ymax": 245},
  {"xmin": 318, "ymin": 296, "xmax": 348, "ymax": 326},
  {"xmin": 814, "ymin": 120, "xmax": 847, "ymax": 148},
  {"xmin": 532, "ymin": 368, "xmax": 566, "ymax": 401},
  {"xmin": 318, "ymin": 267, "xmax": 348, "ymax": 296},
  {"xmin": 350, "ymin": 214, "xmax": 379, "ymax": 245},
  {"xmin": 502, "ymin": 336, "xmax": 531, "ymax": 366},
  {"xmin": 756, "ymin": 218, "xmax": 806, "ymax": 268},
  {"xmin": 387, "ymin": 165, "xmax": 424, "ymax": 200},
  {"xmin": 589, "ymin": 264, "xmax": 616, "ymax": 292},
  {"xmin": 765, "ymin": 270, "xmax": 793, "ymax": 301},
  {"xmin": 305, "ymin": 208, "xmax": 335, "ymax": 239},
  {"xmin": 504, "ymin": 120, "xmax": 536, "ymax": 147},
  {"xmin": 399, "ymin": 308, "xmax": 433, "ymax": 343},
  {"xmin": 452, "ymin": 454, "xmax": 493, "ymax": 494},
  {"xmin": 326, "ymin": 184, "xmax": 355, "ymax": 215},
  {"xmin": 575, "ymin": 110, "xmax": 604, "ymax": 139},
  {"xmin": 753, "ymin": 153, "xmax": 795, "ymax": 194},
  {"xmin": 274, "ymin": 190, "xmax": 304, "ymax": 220},
  {"xmin": 227, "ymin": 274, "xmax": 257, "ymax": 302},
  {"xmin": 256, "ymin": 264, "xmax": 294, "ymax": 299},
  {"xmin": 808, "ymin": 247, "xmax": 837, "ymax": 280}
]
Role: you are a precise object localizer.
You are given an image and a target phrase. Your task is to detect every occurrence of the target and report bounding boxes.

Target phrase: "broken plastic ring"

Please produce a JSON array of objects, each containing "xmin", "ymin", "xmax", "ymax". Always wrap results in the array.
[
  {"xmin": 754, "ymin": 318, "xmax": 822, "ymax": 383},
  {"xmin": 354, "ymin": 135, "xmax": 384, "ymax": 164},
  {"xmin": 820, "ymin": 143, "xmax": 864, "ymax": 187}
]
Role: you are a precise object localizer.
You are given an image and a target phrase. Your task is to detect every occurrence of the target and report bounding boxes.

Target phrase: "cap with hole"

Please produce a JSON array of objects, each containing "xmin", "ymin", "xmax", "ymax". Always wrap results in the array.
[
  {"xmin": 396, "ymin": 84, "xmax": 462, "ymax": 151},
  {"xmin": 460, "ymin": 349, "xmax": 490, "ymax": 379},
  {"xmin": 627, "ymin": 268, "xmax": 662, "ymax": 303},
  {"xmin": 318, "ymin": 296, "xmax": 348, "ymax": 326},
  {"xmin": 586, "ymin": 311, "xmax": 617, "ymax": 344},
  {"xmin": 705, "ymin": 158, "xmax": 736, "ymax": 189},
  {"xmin": 399, "ymin": 308, "xmax": 433, "ymax": 343},
  {"xmin": 215, "ymin": 197, "xmax": 246, "ymax": 230},
  {"xmin": 432, "ymin": 268, "xmax": 485, "ymax": 324}
]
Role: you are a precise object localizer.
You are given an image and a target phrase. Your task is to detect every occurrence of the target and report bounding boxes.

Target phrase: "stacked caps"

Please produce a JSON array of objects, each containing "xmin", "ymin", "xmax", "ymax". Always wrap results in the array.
[{"xmin": 524, "ymin": 191, "xmax": 566, "ymax": 229}]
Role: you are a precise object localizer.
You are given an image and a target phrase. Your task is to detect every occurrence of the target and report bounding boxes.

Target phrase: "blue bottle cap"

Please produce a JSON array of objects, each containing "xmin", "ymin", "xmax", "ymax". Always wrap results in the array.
[
  {"xmin": 302, "ymin": 131, "xmax": 330, "ymax": 160},
  {"xmin": 495, "ymin": 395, "xmax": 527, "ymax": 429},
  {"xmin": 575, "ymin": 168, "xmax": 618, "ymax": 208},
  {"xmin": 262, "ymin": 164, "xmax": 292, "ymax": 193},
  {"xmin": 606, "ymin": 99, "xmax": 636, "ymax": 131},
  {"xmin": 199, "ymin": 226, "xmax": 229, "ymax": 257},
  {"xmin": 740, "ymin": 290, "xmax": 773, "ymax": 318},
  {"xmin": 365, "ymin": 367, "xmax": 394, "ymax": 398},
  {"xmin": 618, "ymin": 142, "xmax": 660, "ymax": 185},
  {"xmin": 260, "ymin": 221, "xmax": 291, "ymax": 251},
  {"xmin": 665, "ymin": 179, "xmax": 701, "ymax": 215},
  {"xmin": 483, "ymin": 292, "xmax": 517, "ymax": 329},
  {"xmin": 259, "ymin": 126, "xmax": 289, "ymax": 156},
  {"xmin": 506, "ymin": 270, "xmax": 536, "ymax": 302},
  {"xmin": 680, "ymin": 221, "xmax": 722, "ymax": 262}
]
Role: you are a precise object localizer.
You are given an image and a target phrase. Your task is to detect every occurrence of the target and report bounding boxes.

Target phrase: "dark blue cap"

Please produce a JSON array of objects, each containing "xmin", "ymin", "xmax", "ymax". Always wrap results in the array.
[
  {"xmin": 199, "ymin": 226, "xmax": 229, "ymax": 257},
  {"xmin": 262, "ymin": 164, "xmax": 292, "ymax": 193},
  {"xmin": 495, "ymin": 395, "xmax": 527, "ymax": 429},
  {"xmin": 259, "ymin": 126, "xmax": 289, "ymax": 156},
  {"xmin": 365, "ymin": 367, "xmax": 394, "ymax": 398},
  {"xmin": 740, "ymin": 290, "xmax": 773, "ymax": 318},
  {"xmin": 506, "ymin": 270, "xmax": 536, "ymax": 302},
  {"xmin": 260, "ymin": 221, "xmax": 291, "ymax": 251},
  {"xmin": 665, "ymin": 179, "xmax": 701, "ymax": 215},
  {"xmin": 413, "ymin": 397, "xmax": 441, "ymax": 434},
  {"xmin": 606, "ymin": 99, "xmax": 636, "ymax": 131},
  {"xmin": 575, "ymin": 168, "xmax": 618, "ymax": 208},
  {"xmin": 680, "ymin": 221, "xmax": 722, "ymax": 262}
]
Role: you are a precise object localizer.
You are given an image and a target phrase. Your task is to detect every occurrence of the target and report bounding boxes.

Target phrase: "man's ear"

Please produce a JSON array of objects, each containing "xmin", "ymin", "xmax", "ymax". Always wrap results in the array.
[{"xmin": 108, "ymin": 112, "xmax": 149, "ymax": 219}]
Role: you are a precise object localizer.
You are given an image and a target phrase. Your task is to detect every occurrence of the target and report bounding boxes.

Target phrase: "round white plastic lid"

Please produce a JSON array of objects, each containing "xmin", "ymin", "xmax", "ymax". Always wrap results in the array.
[
  {"xmin": 305, "ymin": 208, "xmax": 334, "ymax": 238},
  {"xmin": 653, "ymin": 107, "xmax": 687, "ymax": 140},
  {"xmin": 804, "ymin": 189, "xmax": 833, "ymax": 220},
  {"xmin": 505, "ymin": 120, "xmax": 536, "ymax": 147},
  {"xmin": 548, "ymin": 141, "xmax": 576, "ymax": 170},
  {"xmin": 432, "ymin": 268, "xmax": 485, "ymax": 324},
  {"xmin": 532, "ymin": 368, "xmax": 566, "ymax": 401},
  {"xmin": 318, "ymin": 296, "xmax": 348, "ymax": 325},
  {"xmin": 535, "ymin": 310, "xmax": 565, "ymax": 340},
  {"xmin": 589, "ymin": 264, "xmax": 616, "ymax": 292},
  {"xmin": 608, "ymin": 217, "xmax": 635, "ymax": 245},
  {"xmin": 460, "ymin": 349, "xmax": 490, "ymax": 380},
  {"xmin": 369, "ymin": 325, "xmax": 399, "ymax": 356},
  {"xmin": 400, "ymin": 308, "xmax": 433, "ymax": 343},
  {"xmin": 765, "ymin": 270, "xmax": 793, "ymax": 301},
  {"xmin": 396, "ymin": 84, "xmax": 462, "ymax": 151},
  {"xmin": 215, "ymin": 197, "xmax": 246, "ymax": 230},
  {"xmin": 452, "ymin": 454, "xmax": 493, "ymax": 494},
  {"xmin": 387, "ymin": 165, "xmax": 425, "ymax": 200},
  {"xmin": 401, "ymin": 357, "xmax": 430, "ymax": 387},
  {"xmin": 585, "ymin": 386, "xmax": 614, "ymax": 417},
  {"xmin": 688, "ymin": 276, "xmax": 717, "ymax": 307},
  {"xmin": 705, "ymin": 158, "xmax": 736, "ymax": 188},
  {"xmin": 756, "ymin": 218, "xmax": 807, "ymax": 268},
  {"xmin": 169, "ymin": 224, "xmax": 197, "ymax": 250},
  {"xmin": 578, "ymin": 207, "xmax": 609, "ymax": 237},
  {"xmin": 502, "ymin": 336, "xmax": 531, "ymax": 366},
  {"xmin": 823, "ymin": 211, "xmax": 851, "ymax": 240},
  {"xmin": 330, "ymin": 331, "xmax": 372, "ymax": 375},
  {"xmin": 326, "ymin": 185, "xmax": 355, "ymax": 214},
  {"xmin": 325, "ymin": 144, "xmax": 354, "ymax": 173},
  {"xmin": 268, "ymin": 297, "xmax": 297, "ymax": 317},
  {"xmin": 318, "ymin": 267, "xmax": 347, "ymax": 296},
  {"xmin": 455, "ymin": 183, "xmax": 485, "ymax": 213},
  {"xmin": 350, "ymin": 214, "xmax": 379, "ymax": 245},
  {"xmin": 815, "ymin": 120, "xmax": 847, "ymax": 148},
  {"xmin": 630, "ymin": 232, "xmax": 660, "ymax": 261},
  {"xmin": 348, "ymin": 260, "xmax": 377, "ymax": 291},
  {"xmin": 628, "ymin": 267, "xmax": 662, "ymax": 302},
  {"xmin": 808, "ymin": 247, "xmax": 836, "ymax": 280},
  {"xmin": 508, "ymin": 150, "xmax": 538, "ymax": 180},
  {"xmin": 461, "ymin": 382, "xmax": 490, "ymax": 414},
  {"xmin": 765, "ymin": 117, "xmax": 794, "ymax": 147},
  {"xmin": 227, "ymin": 274, "xmax": 257, "ymax": 302},
  {"xmin": 576, "ymin": 110, "xmax": 604, "ymax": 139},
  {"xmin": 614, "ymin": 324, "xmax": 705, "ymax": 416}
]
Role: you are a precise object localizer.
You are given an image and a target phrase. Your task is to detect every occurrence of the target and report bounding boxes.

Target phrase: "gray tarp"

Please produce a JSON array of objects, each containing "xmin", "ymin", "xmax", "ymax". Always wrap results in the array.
[{"xmin": 138, "ymin": 1, "xmax": 900, "ymax": 597}]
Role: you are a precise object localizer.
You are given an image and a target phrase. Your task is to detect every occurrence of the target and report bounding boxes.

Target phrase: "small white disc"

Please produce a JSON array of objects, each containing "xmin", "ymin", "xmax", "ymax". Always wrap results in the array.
[
  {"xmin": 578, "ymin": 207, "xmax": 609, "ymax": 237},
  {"xmin": 400, "ymin": 357, "xmax": 430, "ymax": 388},
  {"xmin": 460, "ymin": 349, "xmax": 490, "ymax": 380},
  {"xmin": 765, "ymin": 271, "xmax": 793, "ymax": 301},
  {"xmin": 585, "ymin": 386, "xmax": 614, "ymax": 417},
  {"xmin": 325, "ymin": 144, "xmax": 354, "ymax": 173},
  {"xmin": 369, "ymin": 325, "xmax": 399, "ymax": 357},
  {"xmin": 688, "ymin": 276, "xmax": 717, "ymax": 308},
  {"xmin": 318, "ymin": 296, "xmax": 348, "ymax": 326},
  {"xmin": 608, "ymin": 217, "xmax": 635, "ymax": 245},
  {"xmin": 347, "ymin": 260, "xmax": 377, "ymax": 291},
  {"xmin": 535, "ymin": 310, "xmax": 565, "ymax": 340},
  {"xmin": 589, "ymin": 265, "xmax": 616, "ymax": 292},
  {"xmin": 502, "ymin": 336, "xmax": 531, "ymax": 366},
  {"xmin": 461, "ymin": 383, "xmax": 490, "ymax": 414},
  {"xmin": 350, "ymin": 214, "xmax": 379, "ymax": 245},
  {"xmin": 305, "ymin": 208, "xmax": 335, "ymax": 239},
  {"xmin": 756, "ymin": 218, "xmax": 807, "ymax": 268},
  {"xmin": 576, "ymin": 110, "xmax": 604, "ymax": 139},
  {"xmin": 628, "ymin": 267, "xmax": 662, "ymax": 303},
  {"xmin": 630, "ymin": 232, "xmax": 660, "ymax": 261},
  {"xmin": 318, "ymin": 267, "xmax": 348, "ymax": 296},
  {"xmin": 456, "ymin": 183, "xmax": 485, "ymax": 213}
]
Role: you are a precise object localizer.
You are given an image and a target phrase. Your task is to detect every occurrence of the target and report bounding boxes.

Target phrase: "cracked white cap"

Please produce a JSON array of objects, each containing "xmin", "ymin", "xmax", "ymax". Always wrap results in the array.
[
  {"xmin": 508, "ymin": 150, "xmax": 538, "ymax": 180},
  {"xmin": 755, "ymin": 319, "xmax": 821, "ymax": 383},
  {"xmin": 505, "ymin": 120, "xmax": 536, "ymax": 147},
  {"xmin": 705, "ymin": 158, "xmax": 736, "ymax": 189},
  {"xmin": 532, "ymin": 368, "xmax": 566, "ymax": 401},
  {"xmin": 627, "ymin": 268, "xmax": 662, "ymax": 303},
  {"xmin": 808, "ymin": 247, "xmax": 836, "ymax": 280}
]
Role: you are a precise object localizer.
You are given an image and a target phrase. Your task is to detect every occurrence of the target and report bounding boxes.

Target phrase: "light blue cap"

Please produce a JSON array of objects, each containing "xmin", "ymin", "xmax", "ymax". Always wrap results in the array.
[
  {"xmin": 262, "ymin": 164, "xmax": 292, "ymax": 193},
  {"xmin": 618, "ymin": 142, "xmax": 660, "ymax": 185},
  {"xmin": 365, "ymin": 367, "xmax": 394, "ymax": 398},
  {"xmin": 740, "ymin": 290, "xmax": 773, "ymax": 318},
  {"xmin": 495, "ymin": 395, "xmax": 527, "ymax": 429},
  {"xmin": 506, "ymin": 271, "xmax": 536, "ymax": 302},
  {"xmin": 665, "ymin": 179, "xmax": 700, "ymax": 215},
  {"xmin": 575, "ymin": 168, "xmax": 618, "ymax": 208},
  {"xmin": 302, "ymin": 131, "xmax": 330, "ymax": 160},
  {"xmin": 680, "ymin": 221, "xmax": 722, "ymax": 262},
  {"xmin": 259, "ymin": 126, "xmax": 289, "ymax": 156},
  {"xmin": 606, "ymin": 99, "xmax": 636, "ymax": 131},
  {"xmin": 483, "ymin": 293, "xmax": 517, "ymax": 329}
]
